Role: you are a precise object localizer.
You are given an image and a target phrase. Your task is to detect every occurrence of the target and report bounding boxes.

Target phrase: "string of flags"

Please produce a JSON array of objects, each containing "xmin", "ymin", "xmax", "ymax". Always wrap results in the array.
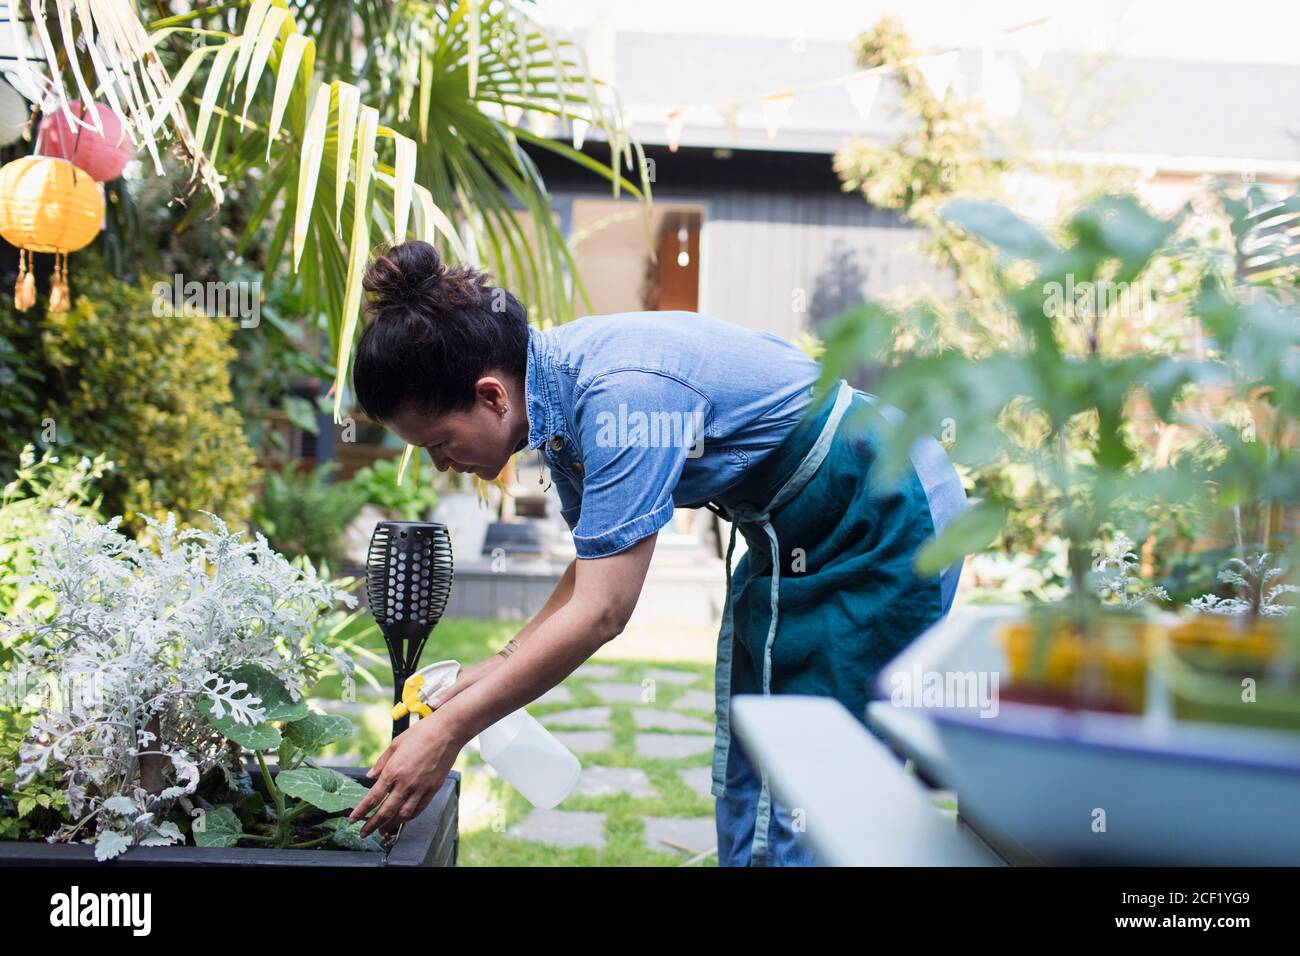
[{"xmin": 648, "ymin": 17, "xmax": 1050, "ymax": 152}]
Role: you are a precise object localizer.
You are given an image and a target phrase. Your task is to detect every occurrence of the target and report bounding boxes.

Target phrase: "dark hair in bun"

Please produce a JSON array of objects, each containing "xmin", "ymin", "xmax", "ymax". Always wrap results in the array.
[{"xmin": 352, "ymin": 240, "xmax": 529, "ymax": 422}]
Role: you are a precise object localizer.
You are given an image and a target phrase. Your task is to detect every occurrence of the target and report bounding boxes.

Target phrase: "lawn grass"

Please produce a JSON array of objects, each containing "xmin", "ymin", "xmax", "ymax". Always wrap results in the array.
[{"xmin": 309, "ymin": 616, "xmax": 720, "ymax": 866}]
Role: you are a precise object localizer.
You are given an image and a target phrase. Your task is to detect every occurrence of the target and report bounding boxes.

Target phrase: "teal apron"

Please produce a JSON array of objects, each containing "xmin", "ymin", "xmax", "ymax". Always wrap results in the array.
[{"xmin": 707, "ymin": 378, "xmax": 965, "ymax": 866}]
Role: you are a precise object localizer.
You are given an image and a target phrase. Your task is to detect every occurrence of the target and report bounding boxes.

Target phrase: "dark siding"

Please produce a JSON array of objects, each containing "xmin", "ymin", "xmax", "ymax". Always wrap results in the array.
[
  {"xmin": 698, "ymin": 190, "xmax": 955, "ymax": 340},
  {"xmin": 529, "ymin": 142, "xmax": 956, "ymax": 340}
]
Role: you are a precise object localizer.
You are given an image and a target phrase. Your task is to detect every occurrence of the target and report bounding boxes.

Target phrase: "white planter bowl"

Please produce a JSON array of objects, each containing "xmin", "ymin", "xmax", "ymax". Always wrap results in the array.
[{"xmin": 873, "ymin": 605, "xmax": 1300, "ymax": 865}]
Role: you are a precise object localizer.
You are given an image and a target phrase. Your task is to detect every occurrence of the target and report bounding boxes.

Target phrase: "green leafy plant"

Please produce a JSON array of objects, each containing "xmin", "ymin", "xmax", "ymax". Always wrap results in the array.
[
  {"xmin": 191, "ymin": 663, "xmax": 376, "ymax": 852},
  {"xmin": 349, "ymin": 457, "xmax": 440, "ymax": 521},
  {"xmin": 1190, "ymin": 553, "xmax": 1298, "ymax": 622},
  {"xmin": 0, "ymin": 447, "xmax": 112, "ymax": 841},
  {"xmin": 822, "ymin": 194, "xmax": 1198, "ymax": 628},
  {"xmin": 0, "ymin": 714, "xmax": 68, "ymax": 842},
  {"xmin": 1092, "ymin": 532, "xmax": 1170, "ymax": 610},
  {"xmin": 0, "ymin": 446, "xmax": 111, "ymax": 621},
  {"xmin": 28, "ymin": 262, "xmax": 260, "ymax": 537},
  {"xmin": 253, "ymin": 461, "xmax": 367, "ymax": 566}
]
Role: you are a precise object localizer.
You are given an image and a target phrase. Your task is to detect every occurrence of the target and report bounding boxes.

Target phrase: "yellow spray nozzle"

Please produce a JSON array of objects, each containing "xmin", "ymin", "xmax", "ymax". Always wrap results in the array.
[
  {"xmin": 389, "ymin": 661, "xmax": 459, "ymax": 723},
  {"xmin": 391, "ymin": 673, "xmax": 434, "ymax": 721}
]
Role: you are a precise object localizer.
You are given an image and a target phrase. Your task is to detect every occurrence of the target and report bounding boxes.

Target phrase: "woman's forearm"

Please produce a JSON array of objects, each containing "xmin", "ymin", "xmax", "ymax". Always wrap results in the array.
[
  {"xmin": 500, "ymin": 558, "xmax": 577, "ymax": 652},
  {"xmin": 439, "ymin": 598, "xmax": 614, "ymax": 746}
]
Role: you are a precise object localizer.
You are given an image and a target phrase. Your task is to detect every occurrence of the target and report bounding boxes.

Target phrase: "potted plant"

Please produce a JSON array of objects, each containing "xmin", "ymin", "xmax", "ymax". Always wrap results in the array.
[
  {"xmin": 848, "ymin": 188, "xmax": 1300, "ymax": 864},
  {"xmin": 1151, "ymin": 195, "xmax": 1300, "ymax": 729},
  {"xmin": 1164, "ymin": 559, "xmax": 1300, "ymax": 730},
  {"xmin": 824, "ymin": 193, "xmax": 1196, "ymax": 710},
  {"xmin": 0, "ymin": 510, "xmax": 457, "ymax": 865},
  {"xmin": 340, "ymin": 457, "xmax": 442, "ymax": 567}
]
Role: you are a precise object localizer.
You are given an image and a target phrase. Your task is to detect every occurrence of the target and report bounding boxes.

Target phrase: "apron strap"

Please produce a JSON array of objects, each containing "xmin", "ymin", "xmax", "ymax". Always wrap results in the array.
[
  {"xmin": 710, "ymin": 520, "xmax": 739, "ymax": 800},
  {"xmin": 710, "ymin": 380, "xmax": 856, "ymax": 865}
]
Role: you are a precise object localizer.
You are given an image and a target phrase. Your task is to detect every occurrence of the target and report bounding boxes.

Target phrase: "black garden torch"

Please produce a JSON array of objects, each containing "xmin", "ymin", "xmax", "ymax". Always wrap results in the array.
[{"xmin": 366, "ymin": 521, "xmax": 455, "ymax": 739}]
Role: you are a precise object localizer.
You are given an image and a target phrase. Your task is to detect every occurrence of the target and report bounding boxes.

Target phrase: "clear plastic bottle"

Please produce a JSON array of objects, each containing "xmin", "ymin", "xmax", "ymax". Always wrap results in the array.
[
  {"xmin": 477, "ymin": 708, "xmax": 582, "ymax": 809},
  {"xmin": 400, "ymin": 660, "xmax": 581, "ymax": 808}
]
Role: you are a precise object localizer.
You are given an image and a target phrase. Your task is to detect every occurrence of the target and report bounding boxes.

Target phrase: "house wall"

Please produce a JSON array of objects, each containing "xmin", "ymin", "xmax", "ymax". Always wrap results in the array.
[
  {"xmin": 534, "ymin": 144, "xmax": 957, "ymax": 342},
  {"xmin": 697, "ymin": 190, "xmax": 955, "ymax": 341}
]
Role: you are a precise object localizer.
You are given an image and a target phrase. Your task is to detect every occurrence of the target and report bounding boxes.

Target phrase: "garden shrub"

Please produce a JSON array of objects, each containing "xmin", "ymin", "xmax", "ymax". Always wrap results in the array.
[
  {"xmin": 7, "ymin": 511, "xmax": 359, "ymax": 857},
  {"xmin": 253, "ymin": 462, "xmax": 366, "ymax": 567},
  {"xmin": 36, "ymin": 261, "xmax": 258, "ymax": 535}
]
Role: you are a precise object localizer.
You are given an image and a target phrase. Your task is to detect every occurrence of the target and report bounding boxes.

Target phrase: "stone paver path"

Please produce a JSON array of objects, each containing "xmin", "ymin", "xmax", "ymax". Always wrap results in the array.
[
  {"xmin": 551, "ymin": 730, "xmax": 613, "ymax": 753},
  {"xmin": 572, "ymin": 662, "xmax": 620, "ymax": 679},
  {"xmin": 631, "ymin": 708, "xmax": 713, "ymax": 733},
  {"xmin": 643, "ymin": 668, "xmax": 700, "ymax": 686},
  {"xmin": 571, "ymin": 766, "xmax": 656, "ymax": 799},
  {"xmin": 679, "ymin": 766, "xmax": 715, "ymax": 801},
  {"xmin": 634, "ymin": 733, "xmax": 713, "ymax": 759},
  {"xmin": 672, "ymin": 689, "xmax": 715, "ymax": 712},
  {"xmin": 509, "ymin": 809, "xmax": 606, "ymax": 849},
  {"xmin": 534, "ymin": 685, "xmax": 574, "ymax": 706},
  {"xmin": 586, "ymin": 681, "xmax": 651, "ymax": 704},
  {"xmin": 542, "ymin": 706, "xmax": 612, "ymax": 728},
  {"xmin": 463, "ymin": 660, "xmax": 720, "ymax": 864},
  {"xmin": 644, "ymin": 816, "xmax": 717, "ymax": 856}
]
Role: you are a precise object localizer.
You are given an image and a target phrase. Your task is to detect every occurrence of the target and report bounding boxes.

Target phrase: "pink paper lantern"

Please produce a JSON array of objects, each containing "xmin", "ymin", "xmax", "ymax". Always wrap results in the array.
[{"xmin": 37, "ymin": 101, "xmax": 134, "ymax": 183}]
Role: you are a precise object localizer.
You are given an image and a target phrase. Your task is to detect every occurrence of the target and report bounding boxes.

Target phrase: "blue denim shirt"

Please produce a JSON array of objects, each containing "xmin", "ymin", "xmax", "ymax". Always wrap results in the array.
[{"xmin": 523, "ymin": 311, "xmax": 821, "ymax": 558}]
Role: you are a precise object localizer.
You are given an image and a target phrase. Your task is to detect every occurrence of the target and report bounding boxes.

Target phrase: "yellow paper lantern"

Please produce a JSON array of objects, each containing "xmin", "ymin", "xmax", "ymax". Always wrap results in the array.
[{"xmin": 0, "ymin": 155, "xmax": 104, "ymax": 312}]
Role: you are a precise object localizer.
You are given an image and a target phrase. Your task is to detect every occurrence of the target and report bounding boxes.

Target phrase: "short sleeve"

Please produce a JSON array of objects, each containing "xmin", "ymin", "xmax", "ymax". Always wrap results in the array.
[
  {"xmin": 567, "ymin": 369, "xmax": 712, "ymax": 558},
  {"xmin": 551, "ymin": 468, "xmax": 583, "ymax": 531}
]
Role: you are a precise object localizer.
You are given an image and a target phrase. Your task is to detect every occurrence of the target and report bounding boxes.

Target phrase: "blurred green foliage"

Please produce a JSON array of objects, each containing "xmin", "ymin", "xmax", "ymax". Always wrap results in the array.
[
  {"xmin": 820, "ymin": 187, "xmax": 1300, "ymax": 624},
  {"xmin": 349, "ymin": 458, "xmax": 440, "ymax": 521},
  {"xmin": 253, "ymin": 462, "xmax": 366, "ymax": 567},
  {"xmin": 25, "ymin": 258, "xmax": 259, "ymax": 535}
]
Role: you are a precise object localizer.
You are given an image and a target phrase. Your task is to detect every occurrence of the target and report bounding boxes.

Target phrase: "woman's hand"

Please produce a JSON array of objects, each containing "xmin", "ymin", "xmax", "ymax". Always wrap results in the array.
[
  {"xmin": 349, "ymin": 714, "xmax": 464, "ymax": 837},
  {"xmin": 428, "ymin": 654, "xmax": 504, "ymax": 710}
]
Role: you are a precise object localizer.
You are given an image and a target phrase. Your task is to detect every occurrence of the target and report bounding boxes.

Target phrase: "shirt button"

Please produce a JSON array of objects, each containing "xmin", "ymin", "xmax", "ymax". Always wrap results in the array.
[
  {"xmin": 548, "ymin": 435, "xmax": 564, "ymax": 452},
  {"xmin": 571, "ymin": 461, "xmax": 584, "ymax": 477}
]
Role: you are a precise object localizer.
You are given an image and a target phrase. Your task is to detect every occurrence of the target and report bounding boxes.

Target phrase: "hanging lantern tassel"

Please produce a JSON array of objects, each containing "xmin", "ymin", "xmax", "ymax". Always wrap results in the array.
[
  {"xmin": 14, "ymin": 248, "xmax": 35, "ymax": 312},
  {"xmin": 0, "ymin": 156, "xmax": 104, "ymax": 314},
  {"xmin": 48, "ymin": 253, "xmax": 70, "ymax": 313}
]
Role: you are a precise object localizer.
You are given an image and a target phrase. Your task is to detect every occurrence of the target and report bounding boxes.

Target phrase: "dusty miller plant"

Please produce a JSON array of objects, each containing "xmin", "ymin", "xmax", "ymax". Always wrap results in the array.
[
  {"xmin": 1091, "ymin": 532, "xmax": 1170, "ymax": 610},
  {"xmin": 9, "ymin": 511, "xmax": 355, "ymax": 859},
  {"xmin": 1190, "ymin": 553, "xmax": 1299, "ymax": 621}
]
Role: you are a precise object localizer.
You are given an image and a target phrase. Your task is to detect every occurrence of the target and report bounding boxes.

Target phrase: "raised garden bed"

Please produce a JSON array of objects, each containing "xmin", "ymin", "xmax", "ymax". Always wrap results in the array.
[{"xmin": 0, "ymin": 766, "xmax": 459, "ymax": 867}]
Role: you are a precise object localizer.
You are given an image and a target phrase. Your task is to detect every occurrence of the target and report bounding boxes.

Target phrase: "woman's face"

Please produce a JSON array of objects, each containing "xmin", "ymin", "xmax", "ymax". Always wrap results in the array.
[{"xmin": 386, "ymin": 375, "xmax": 526, "ymax": 481}]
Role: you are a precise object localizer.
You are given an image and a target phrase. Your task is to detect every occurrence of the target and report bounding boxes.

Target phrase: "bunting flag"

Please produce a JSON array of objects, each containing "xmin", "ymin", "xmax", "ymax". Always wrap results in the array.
[
  {"xmin": 760, "ymin": 91, "xmax": 795, "ymax": 140},
  {"xmin": 981, "ymin": 52, "xmax": 1022, "ymax": 118},
  {"xmin": 665, "ymin": 110, "xmax": 684, "ymax": 152},
  {"xmin": 632, "ymin": 17, "xmax": 1047, "ymax": 147},
  {"xmin": 530, "ymin": 110, "xmax": 558, "ymax": 138},
  {"xmin": 571, "ymin": 116, "xmax": 589, "ymax": 149},
  {"xmin": 1013, "ymin": 20, "xmax": 1049, "ymax": 70},
  {"xmin": 917, "ymin": 50, "xmax": 960, "ymax": 101},
  {"xmin": 713, "ymin": 101, "xmax": 740, "ymax": 139},
  {"xmin": 844, "ymin": 73, "xmax": 881, "ymax": 120}
]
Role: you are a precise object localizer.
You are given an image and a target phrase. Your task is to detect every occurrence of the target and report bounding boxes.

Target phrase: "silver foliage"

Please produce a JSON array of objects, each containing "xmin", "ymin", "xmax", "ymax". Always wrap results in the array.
[{"xmin": 11, "ymin": 510, "xmax": 356, "ymax": 852}]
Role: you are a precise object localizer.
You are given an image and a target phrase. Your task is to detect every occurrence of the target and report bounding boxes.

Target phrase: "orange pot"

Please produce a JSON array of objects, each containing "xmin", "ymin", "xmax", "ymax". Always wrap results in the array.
[
  {"xmin": 1168, "ymin": 615, "xmax": 1284, "ymax": 661},
  {"xmin": 998, "ymin": 614, "xmax": 1154, "ymax": 713}
]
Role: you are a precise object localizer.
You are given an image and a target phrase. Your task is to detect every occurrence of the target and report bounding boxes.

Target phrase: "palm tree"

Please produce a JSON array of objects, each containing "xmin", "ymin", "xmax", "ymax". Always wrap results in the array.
[{"xmin": 10, "ymin": 0, "xmax": 651, "ymax": 424}]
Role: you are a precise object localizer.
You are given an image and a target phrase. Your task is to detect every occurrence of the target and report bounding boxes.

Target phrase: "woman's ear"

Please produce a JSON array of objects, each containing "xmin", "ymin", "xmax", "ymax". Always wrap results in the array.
[{"xmin": 476, "ymin": 375, "xmax": 510, "ymax": 416}]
